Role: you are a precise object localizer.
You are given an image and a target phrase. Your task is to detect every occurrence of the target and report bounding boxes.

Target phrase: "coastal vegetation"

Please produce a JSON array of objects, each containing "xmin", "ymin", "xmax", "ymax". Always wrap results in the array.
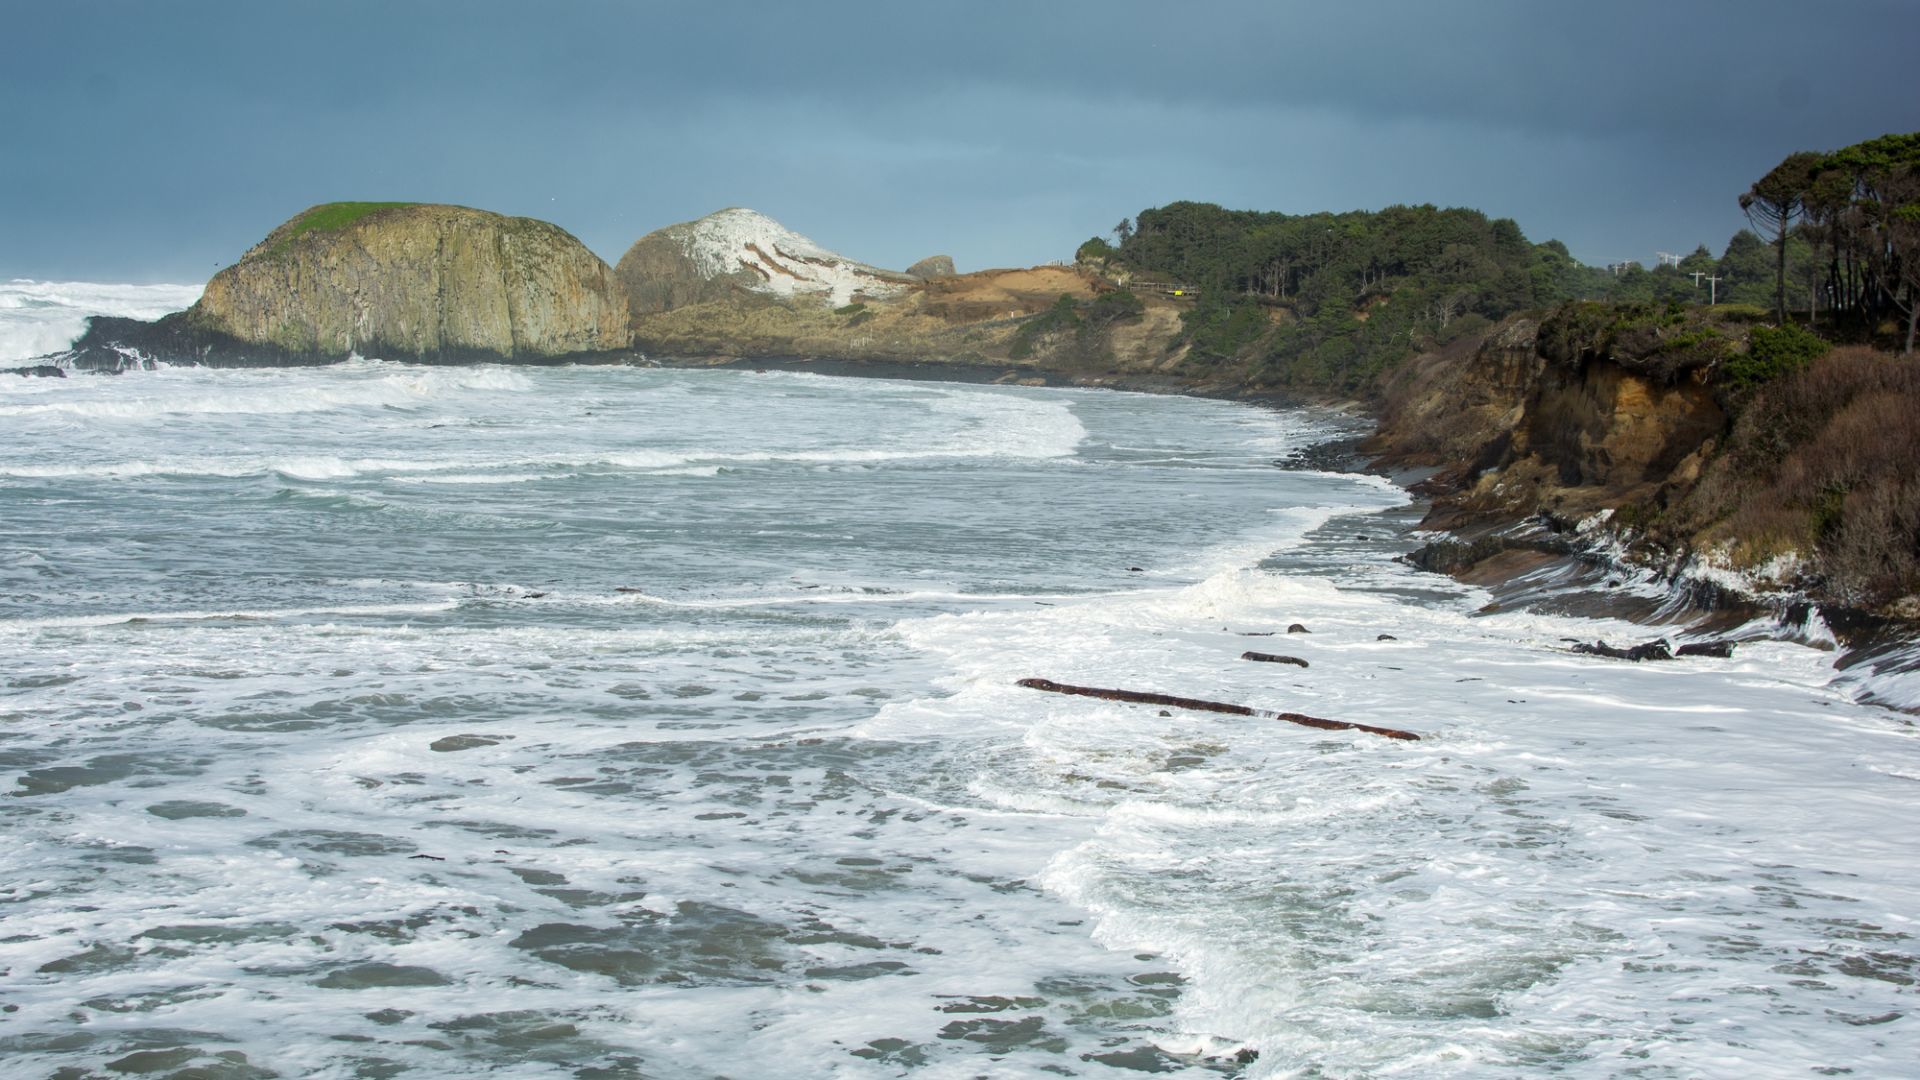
[
  {"xmin": 1008, "ymin": 290, "xmax": 1145, "ymax": 361},
  {"xmin": 267, "ymin": 201, "xmax": 420, "ymax": 256},
  {"xmin": 1082, "ymin": 131, "xmax": 1917, "ymax": 395}
]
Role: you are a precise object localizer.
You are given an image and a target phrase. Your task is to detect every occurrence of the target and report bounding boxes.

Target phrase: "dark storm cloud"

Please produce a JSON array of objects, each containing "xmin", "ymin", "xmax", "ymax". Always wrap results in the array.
[{"xmin": 4, "ymin": 0, "xmax": 1914, "ymax": 281}]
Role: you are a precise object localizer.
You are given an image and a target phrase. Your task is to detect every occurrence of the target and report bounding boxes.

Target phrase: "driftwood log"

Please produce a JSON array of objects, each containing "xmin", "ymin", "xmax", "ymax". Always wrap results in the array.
[
  {"xmin": 1016, "ymin": 678, "xmax": 1420, "ymax": 741},
  {"xmin": 1570, "ymin": 638, "xmax": 1737, "ymax": 661},
  {"xmin": 1241, "ymin": 651, "xmax": 1309, "ymax": 668}
]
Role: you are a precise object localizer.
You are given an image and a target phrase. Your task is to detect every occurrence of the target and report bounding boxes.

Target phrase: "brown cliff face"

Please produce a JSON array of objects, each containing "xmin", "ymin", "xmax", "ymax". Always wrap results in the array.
[
  {"xmin": 190, "ymin": 203, "xmax": 629, "ymax": 361},
  {"xmin": 1372, "ymin": 310, "xmax": 1730, "ymax": 530}
]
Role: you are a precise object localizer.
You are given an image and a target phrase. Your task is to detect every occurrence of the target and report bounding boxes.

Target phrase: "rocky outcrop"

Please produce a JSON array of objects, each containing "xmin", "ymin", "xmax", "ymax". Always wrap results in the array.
[
  {"xmin": 184, "ymin": 203, "xmax": 629, "ymax": 362},
  {"xmin": 614, "ymin": 208, "xmax": 914, "ymax": 316},
  {"xmin": 1370, "ymin": 308, "xmax": 1734, "ymax": 530},
  {"xmin": 906, "ymin": 255, "xmax": 957, "ymax": 280}
]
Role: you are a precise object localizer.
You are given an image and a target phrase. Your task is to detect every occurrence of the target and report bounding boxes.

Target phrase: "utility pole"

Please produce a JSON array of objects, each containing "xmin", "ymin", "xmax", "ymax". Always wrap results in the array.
[
  {"xmin": 1691, "ymin": 271, "xmax": 1723, "ymax": 305},
  {"xmin": 1656, "ymin": 251, "xmax": 1682, "ymax": 268}
]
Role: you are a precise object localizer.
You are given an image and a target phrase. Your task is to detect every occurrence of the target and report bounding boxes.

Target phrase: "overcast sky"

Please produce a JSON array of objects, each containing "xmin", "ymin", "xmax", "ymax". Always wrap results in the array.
[{"xmin": 6, "ymin": 0, "xmax": 1916, "ymax": 282}]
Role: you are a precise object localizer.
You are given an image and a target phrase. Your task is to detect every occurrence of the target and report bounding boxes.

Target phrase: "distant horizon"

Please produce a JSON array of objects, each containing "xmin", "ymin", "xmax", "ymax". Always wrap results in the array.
[{"xmin": 7, "ymin": 1, "xmax": 1915, "ymax": 282}]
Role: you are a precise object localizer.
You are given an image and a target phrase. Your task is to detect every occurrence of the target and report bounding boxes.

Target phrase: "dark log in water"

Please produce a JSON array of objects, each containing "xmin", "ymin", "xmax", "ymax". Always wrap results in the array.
[
  {"xmin": 1677, "ymin": 640, "xmax": 1737, "ymax": 658},
  {"xmin": 1015, "ymin": 678, "xmax": 1420, "ymax": 741},
  {"xmin": 1573, "ymin": 639, "xmax": 1673, "ymax": 661},
  {"xmin": 1572, "ymin": 637, "xmax": 1737, "ymax": 661},
  {"xmin": 1241, "ymin": 651, "xmax": 1309, "ymax": 668}
]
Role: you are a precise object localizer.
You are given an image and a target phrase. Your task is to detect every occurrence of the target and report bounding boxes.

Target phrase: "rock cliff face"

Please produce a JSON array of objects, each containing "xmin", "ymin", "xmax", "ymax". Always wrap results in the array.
[
  {"xmin": 614, "ymin": 208, "xmax": 914, "ymax": 316},
  {"xmin": 189, "ymin": 203, "xmax": 629, "ymax": 362},
  {"xmin": 1370, "ymin": 310, "xmax": 1731, "ymax": 530}
]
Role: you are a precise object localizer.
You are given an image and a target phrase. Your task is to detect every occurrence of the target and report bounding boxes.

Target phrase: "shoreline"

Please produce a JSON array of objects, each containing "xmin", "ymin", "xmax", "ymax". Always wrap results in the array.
[
  {"xmin": 667, "ymin": 354, "xmax": 1920, "ymax": 695},
  {"xmin": 15, "ymin": 336, "xmax": 1915, "ymax": 691}
]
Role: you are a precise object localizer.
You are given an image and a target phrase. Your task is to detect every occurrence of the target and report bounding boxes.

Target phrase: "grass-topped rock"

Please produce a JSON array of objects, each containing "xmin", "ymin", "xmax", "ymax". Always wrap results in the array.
[
  {"xmin": 190, "ymin": 202, "xmax": 630, "ymax": 362},
  {"xmin": 265, "ymin": 201, "xmax": 419, "ymax": 255}
]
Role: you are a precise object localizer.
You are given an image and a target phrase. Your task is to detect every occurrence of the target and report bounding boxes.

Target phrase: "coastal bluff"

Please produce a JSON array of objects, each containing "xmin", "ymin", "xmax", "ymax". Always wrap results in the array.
[{"xmin": 139, "ymin": 203, "xmax": 629, "ymax": 365}]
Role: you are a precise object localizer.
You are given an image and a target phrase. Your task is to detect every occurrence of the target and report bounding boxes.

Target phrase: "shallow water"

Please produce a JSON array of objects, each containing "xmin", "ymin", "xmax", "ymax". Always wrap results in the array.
[{"xmin": 1, "ymin": 351, "xmax": 1916, "ymax": 1078}]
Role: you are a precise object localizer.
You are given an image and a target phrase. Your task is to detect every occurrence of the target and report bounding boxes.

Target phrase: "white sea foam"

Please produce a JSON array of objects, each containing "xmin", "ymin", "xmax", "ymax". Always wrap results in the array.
[
  {"xmin": 0, "ymin": 361, "xmax": 532, "ymax": 419},
  {"xmin": 1, "ymin": 357, "xmax": 1914, "ymax": 1078},
  {"xmin": 0, "ymin": 278, "xmax": 202, "ymax": 361},
  {"xmin": 0, "ymin": 600, "xmax": 458, "ymax": 630}
]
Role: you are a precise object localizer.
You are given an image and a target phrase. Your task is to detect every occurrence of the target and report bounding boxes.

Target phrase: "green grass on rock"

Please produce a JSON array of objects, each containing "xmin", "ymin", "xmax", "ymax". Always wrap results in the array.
[{"xmin": 269, "ymin": 202, "xmax": 419, "ymax": 255}]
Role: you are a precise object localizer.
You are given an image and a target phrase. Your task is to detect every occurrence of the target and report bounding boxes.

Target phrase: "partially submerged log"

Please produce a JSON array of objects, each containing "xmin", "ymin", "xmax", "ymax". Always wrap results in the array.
[
  {"xmin": 1241, "ymin": 651, "xmax": 1309, "ymax": 668},
  {"xmin": 1571, "ymin": 638, "xmax": 1738, "ymax": 661},
  {"xmin": 1573, "ymin": 639, "xmax": 1673, "ymax": 661},
  {"xmin": 1016, "ymin": 678, "xmax": 1420, "ymax": 741},
  {"xmin": 1677, "ymin": 640, "xmax": 1737, "ymax": 658}
]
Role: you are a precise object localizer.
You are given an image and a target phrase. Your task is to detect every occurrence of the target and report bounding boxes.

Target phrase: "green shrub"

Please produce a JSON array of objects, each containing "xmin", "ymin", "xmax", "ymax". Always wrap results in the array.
[
  {"xmin": 833, "ymin": 302, "xmax": 867, "ymax": 316},
  {"xmin": 1435, "ymin": 312, "xmax": 1491, "ymax": 345},
  {"xmin": 1722, "ymin": 323, "xmax": 1831, "ymax": 388},
  {"xmin": 1082, "ymin": 290, "xmax": 1144, "ymax": 326},
  {"xmin": 1076, "ymin": 237, "xmax": 1115, "ymax": 263}
]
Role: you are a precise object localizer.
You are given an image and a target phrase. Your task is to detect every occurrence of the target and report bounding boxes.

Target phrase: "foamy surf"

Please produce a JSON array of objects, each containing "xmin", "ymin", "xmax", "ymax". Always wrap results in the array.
[
  {"xmin": 0, "ymin": 352, "xmax": 1913, "ymax": 1078},
  {"xmin": 0, "ymin": 279, "xmax": 202, "ymax": 362}
]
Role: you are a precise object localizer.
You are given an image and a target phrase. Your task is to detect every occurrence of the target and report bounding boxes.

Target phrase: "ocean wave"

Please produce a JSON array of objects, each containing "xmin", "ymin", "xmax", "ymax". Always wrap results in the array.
[
  {"xmin": 0, "ymin": 279, "xmax": 203, "ymax": 362},
  {"xmin": 0, "ymin": 363, "xmax": 533, "ymax": 419},
  {"xmin": 0, "ymin": 600, "xmax": 459, "ymax": 631}
]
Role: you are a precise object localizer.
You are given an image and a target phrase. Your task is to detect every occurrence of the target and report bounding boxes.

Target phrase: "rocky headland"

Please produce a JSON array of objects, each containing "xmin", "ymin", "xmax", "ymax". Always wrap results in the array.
[{"xmin": 57, "ymin": 202, "xmax": 628, "ymax": 368}]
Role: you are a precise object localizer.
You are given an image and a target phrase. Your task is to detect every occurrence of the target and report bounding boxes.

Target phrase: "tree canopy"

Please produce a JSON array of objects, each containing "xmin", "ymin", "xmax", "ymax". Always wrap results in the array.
[{"xmin": 1101, "ymin": 201, "xmax": 1697, "ymax": 390}]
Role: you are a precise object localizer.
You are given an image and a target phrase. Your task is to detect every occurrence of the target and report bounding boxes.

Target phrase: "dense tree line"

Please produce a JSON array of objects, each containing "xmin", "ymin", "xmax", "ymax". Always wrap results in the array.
[
  {"xmin": 1743, "ymin": 132, "xmax": 1920, "ymax": 351},
  {"xmin": 1086, "ymin": 201, "xmax": 1563, "ymax": 389},
  {"xmin": 1087, "ymin": 132, "xmax": 1916, "ymax": 389},
  {"xmin": 1084, "ymin": 201, "xmax": 1760, "ymax": 390}
]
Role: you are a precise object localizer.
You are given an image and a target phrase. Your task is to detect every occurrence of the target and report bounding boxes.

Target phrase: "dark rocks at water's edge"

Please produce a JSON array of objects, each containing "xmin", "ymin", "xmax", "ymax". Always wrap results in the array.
[
  {"xmin": 1404, "ymin": 532, "xmax": 1570, "ymax": 577},
  {"xmin": 46, "ymin": 313, "xmax": 336, "ymax": 372},
  {"xmin": 26, "ymin": 313, "xmax": 644, "ymax": 373}
]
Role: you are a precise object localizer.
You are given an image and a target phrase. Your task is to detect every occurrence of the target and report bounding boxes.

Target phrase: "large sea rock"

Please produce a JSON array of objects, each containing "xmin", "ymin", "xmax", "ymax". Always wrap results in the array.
[
  {"xmin": 180, "ymin": 202, "xmax": 629, "ymax": 362},
  {"xmin": 615, "ymin": 208, "xmax": 914, "ymax": 316}
]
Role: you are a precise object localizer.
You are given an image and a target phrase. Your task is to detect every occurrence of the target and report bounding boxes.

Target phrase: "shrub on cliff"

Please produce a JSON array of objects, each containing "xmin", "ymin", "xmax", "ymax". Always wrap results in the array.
[
  {"xmin": 1010, "ymin": 291, "xmax": 1144, "ymax": 362},
  {"xmin": 1680, "ymin": 346, "xmax": 1920, "ymax": 606},
  {"xmin": 1536, "ymin": 301, "xmax": 1737, "ymax": 383},
  {"xmin": 1721, "ymin": 323, "xmax": 1832, "ymax": 388}
]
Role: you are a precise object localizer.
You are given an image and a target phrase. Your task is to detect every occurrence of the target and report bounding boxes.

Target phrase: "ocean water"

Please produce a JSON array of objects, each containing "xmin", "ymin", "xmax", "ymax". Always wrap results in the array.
[
  {"xmin": 0, "ymin": 279, "xmax": 203, "ymax": 363},
  {"xmin": 2, "ymin": 308, "xmax": 1918, "ymax": 1078}
]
